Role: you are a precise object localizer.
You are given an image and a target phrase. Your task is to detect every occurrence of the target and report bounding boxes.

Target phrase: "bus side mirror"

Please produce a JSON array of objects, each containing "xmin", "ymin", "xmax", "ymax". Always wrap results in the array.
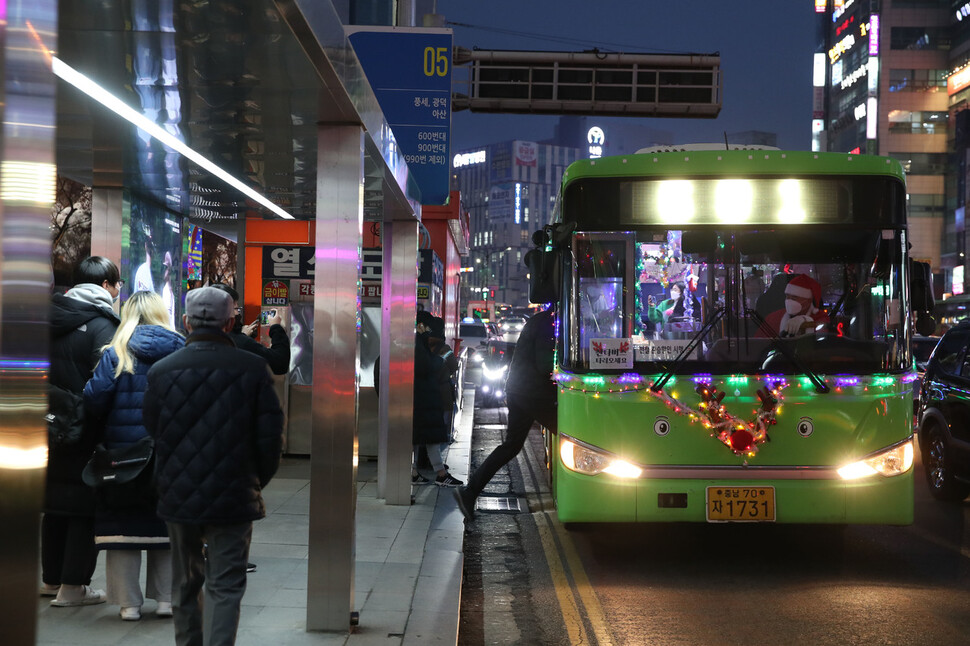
[{"xmin": 525, "ymin": 248, "xmax": 561, "ymax": 304}]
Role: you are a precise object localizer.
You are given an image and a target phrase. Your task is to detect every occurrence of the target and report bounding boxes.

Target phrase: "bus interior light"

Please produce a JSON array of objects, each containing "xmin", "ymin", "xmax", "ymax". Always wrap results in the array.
[
  {"xmin": 837, "ymin": 440, "xmax": 914, "ymax": 480},
  {"xmin": 560, "ymin": 437, "xmax": 643, "ymax": 478}
]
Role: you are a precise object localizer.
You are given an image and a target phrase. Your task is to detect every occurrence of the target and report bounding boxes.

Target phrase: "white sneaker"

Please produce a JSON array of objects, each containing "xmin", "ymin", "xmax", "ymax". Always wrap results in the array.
[
  {"xmin": 120, "ymin": 606, "xmax": 141, "ymax": 621},
  {"xmin": 156, "ymin": 601, "xmax": 173, "ymax": 617},
  {"xmin": 50, "ymin": 585, "xmax": 106, "ymax": 607}
]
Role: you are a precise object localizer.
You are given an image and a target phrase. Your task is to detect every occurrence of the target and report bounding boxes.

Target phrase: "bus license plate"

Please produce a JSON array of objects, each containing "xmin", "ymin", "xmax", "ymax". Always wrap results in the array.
[{"xmin": 706, "ymin": 486, "xmax": 775, "ymax": 522}]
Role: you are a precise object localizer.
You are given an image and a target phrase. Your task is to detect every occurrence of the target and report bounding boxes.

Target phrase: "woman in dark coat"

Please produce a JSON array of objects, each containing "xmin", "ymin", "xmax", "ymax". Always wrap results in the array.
[{"xmin": 83, "ymin": 290, "xmax": 184, "ymax": 621}]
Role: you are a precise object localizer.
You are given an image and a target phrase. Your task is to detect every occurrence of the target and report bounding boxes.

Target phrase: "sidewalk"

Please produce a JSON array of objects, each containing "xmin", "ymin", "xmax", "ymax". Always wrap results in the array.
[{"xmin": 35, "ymin": 389, "xmax": 473, "ymax": 646}]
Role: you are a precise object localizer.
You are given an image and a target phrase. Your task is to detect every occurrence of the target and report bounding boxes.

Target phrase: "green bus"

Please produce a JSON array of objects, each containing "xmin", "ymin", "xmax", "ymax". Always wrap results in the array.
[{"xmin": 528, "ymin": 147, "xmax": 934, "ymax": 525}]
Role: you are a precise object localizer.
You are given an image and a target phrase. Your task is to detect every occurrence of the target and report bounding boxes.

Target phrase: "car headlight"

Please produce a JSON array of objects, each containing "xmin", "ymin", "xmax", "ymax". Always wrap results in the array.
[
  {"xmin": 559, "ymin": 437, "xmax": 642, "ymax": 478},
  {"xmin": 483, "ymin": 364, "xmax": 508, "ymax": 380},
  {"xmin": 471, "ymin": 353, "xmax": 484, "ymax": 364},
  {"xmin": 837, "ymin": 438, "xmax": 914, "ymax": 480}
]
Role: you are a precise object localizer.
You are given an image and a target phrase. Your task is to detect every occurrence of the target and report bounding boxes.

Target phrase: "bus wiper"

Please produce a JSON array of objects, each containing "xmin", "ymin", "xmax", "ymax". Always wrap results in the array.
[
  {"xmin": 746, "ymin": 308, "xmax": 829, "ymax": 394},
  {"xmin": 650, "ymin": 308, "xmax": 725, "ymax": 392}
]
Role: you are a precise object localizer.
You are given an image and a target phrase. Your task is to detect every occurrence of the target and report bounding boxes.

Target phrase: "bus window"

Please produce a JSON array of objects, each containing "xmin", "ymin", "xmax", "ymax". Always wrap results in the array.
[{"xmin": 570, "ymin": 234, "xmax": 634, "ymax": 365}]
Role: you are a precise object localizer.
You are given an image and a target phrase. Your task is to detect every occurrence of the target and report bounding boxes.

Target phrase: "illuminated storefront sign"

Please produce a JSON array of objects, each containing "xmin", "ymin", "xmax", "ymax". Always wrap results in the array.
[
  {"xmin": 453, "ymin": 150, "xmax": 486, "ymax": 168},
  {"xmin": 815, "ymin": 0, "xmax": 826, "ymax": 14},
  {"xmin": 835, "ymin": 15, "xmax": 854, "ymax": 36},
  {"xmin": 813, "ymin": 53, "xmax": 826, "ymax": 87},
  {"xmin": 833, "ymin": 0, "xmax": 855, "ymax": 20},
  {"xmin": 841, "ymin": 62, "xmax": 868, "ymax": 90},
  {"xmin": 587, "ymin": 126, "xmax": 605, "ymax": 159},
  {"xmin": 854, "ymin": 103, "xmax": 866, "ymax": 121},
  {"xmin": 957, "ymin": 2, "xmax": 970, "ymax": 20},
  {"xmin": 514, "ymin": 182, "xmax": 522, "ymax": 224},
  {"xmin": 866, "ymin": 97, "xmax": 878, "ymax": 139},
  {"xmin": 869, "ymin": 15, "xmax": 880, "ymax": 55},
  {"xmin": 948, "ymin": 66, "xmax": 970, "ymax": 95},
  {"xmin": 828, "ymin": 33, "xmax": 856, "ymax": 64}
]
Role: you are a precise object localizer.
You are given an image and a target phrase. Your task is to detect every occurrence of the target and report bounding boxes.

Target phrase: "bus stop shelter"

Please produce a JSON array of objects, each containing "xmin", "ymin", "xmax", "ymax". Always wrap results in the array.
[{"xmin": 0, "ymin": 0, "xmax": 426, "ymax": 639}]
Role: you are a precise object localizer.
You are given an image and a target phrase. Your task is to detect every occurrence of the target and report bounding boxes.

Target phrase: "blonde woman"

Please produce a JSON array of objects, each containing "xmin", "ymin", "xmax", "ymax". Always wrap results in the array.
[{"xmin": 83, "ymin": 290, "xmax": 184, "ymax": 621}]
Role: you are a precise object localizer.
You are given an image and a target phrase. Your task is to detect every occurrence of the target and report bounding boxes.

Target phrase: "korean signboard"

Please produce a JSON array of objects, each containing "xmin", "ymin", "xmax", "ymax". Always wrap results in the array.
[{"xmin": 347, "ymin": 27, "xmax": 453, "ymax": 205}]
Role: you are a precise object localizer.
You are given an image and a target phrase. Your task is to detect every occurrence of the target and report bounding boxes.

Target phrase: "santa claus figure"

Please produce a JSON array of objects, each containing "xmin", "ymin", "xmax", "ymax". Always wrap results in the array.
[{"xmin": 764, "ymin": 274, "xmax": 829, "ymax": 338}]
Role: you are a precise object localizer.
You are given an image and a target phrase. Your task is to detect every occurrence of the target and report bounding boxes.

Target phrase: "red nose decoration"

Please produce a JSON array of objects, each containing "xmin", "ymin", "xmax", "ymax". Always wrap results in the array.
[{"xmin": 730, "ymin": 429, "xmax": 754, "ymax": 453}]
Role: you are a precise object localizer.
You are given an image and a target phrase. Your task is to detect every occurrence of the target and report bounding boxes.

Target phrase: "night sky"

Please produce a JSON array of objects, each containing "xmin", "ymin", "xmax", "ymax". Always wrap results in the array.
[{"xmin": 438, "ymin": 0, "xmax": 817, "ymax": 152}]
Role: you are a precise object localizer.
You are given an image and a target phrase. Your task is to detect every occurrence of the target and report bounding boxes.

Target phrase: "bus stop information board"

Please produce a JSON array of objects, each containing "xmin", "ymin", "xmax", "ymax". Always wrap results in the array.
[{"xmin": 347, "ymin": 27, "xmax": 452, "ymax": 205}]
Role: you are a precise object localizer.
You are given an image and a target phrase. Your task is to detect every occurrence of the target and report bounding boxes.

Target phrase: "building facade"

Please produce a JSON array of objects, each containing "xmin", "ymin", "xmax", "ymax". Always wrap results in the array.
[
  {"xmin": 453, "ymin": 117, "xmax": 676, "ymax": 308},
  {"xmin": 814, "ymin": 0, "xmax": 953, "ymax": 291},
  {"xmin": 453, "ymin": 140, "xmax": 582, "ymax": 307}
]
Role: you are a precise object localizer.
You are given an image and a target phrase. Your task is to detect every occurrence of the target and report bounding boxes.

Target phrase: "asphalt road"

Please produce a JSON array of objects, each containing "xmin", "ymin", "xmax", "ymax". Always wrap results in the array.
[{"xmin": 458, "ymin": 380, "xmax": 970, "ymax": 646}]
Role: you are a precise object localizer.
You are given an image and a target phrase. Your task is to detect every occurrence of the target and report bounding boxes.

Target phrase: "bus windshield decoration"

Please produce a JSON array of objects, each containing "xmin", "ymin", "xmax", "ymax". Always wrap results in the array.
[{"xmin": 544, "ymin": 149, "xmax": 924, "ymax": 526}]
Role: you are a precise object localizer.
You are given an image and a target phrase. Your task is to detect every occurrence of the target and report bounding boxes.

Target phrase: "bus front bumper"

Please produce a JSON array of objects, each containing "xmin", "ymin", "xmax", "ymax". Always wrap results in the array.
[{"xmin": 552, "ymin": 464, "xmax": 914, "ymax": 525}]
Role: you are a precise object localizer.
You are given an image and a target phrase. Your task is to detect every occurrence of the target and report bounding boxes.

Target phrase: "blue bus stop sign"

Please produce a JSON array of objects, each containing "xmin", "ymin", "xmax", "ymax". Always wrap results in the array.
[{"xmin": 348, "ymin": 27, "xmax": 452, "ymax": 205}]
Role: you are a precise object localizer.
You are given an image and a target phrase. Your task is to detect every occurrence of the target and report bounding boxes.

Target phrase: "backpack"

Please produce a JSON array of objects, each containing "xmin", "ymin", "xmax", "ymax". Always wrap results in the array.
[{"xmin": 47, "ymin": 383, "xmax": 85, "ymax": 447}]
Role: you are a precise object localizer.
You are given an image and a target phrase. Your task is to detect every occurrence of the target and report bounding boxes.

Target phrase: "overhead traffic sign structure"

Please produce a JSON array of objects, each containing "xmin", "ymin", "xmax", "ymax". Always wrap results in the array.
[{"xmin": 452, "ymin": 49, "xmax": 722, "ymax": 118}]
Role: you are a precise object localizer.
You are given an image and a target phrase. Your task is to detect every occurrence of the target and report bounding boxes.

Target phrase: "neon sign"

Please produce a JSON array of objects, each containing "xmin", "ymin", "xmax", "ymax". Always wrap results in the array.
[
  {"xmin": 514, "ymin": 182, "xmax": 522, "ymax": 224},
  {"xmin": 958, "ymin": 2, "xmax": 970, "ymax": 20},
  {"xmin": 840, "ymin": 62, "xmax": 868, "ymax": 90},
  {"xmin": 453, "ymin": 150, "xmax": 486, "ymax": 168},
  {"xmin": 869, "ymin": 15, "xmax": 880, "ymax": 56},
  {"xmin": 587, "ymin": 126, "xmax": 605, "ymax": 159},
  {"xmin": 828, "ymin": 33, "xmax": 856, "ymax": 64}
]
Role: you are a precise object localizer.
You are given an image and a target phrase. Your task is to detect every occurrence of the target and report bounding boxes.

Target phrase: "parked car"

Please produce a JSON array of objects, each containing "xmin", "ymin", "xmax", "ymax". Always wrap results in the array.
[
  {"xmin": 911, "ymin": 335, "xmax": 941, "ymax": 415},
  {"xmin": 916, "ymin": 322, "xmax": 970, "ymax": 501}
]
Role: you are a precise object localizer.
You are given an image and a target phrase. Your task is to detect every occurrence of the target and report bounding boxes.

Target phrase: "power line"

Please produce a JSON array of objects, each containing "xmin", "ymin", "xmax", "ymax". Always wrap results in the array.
[{"xmin": 445, "ymin": 20, "xmax": 702, "ymax": 55}]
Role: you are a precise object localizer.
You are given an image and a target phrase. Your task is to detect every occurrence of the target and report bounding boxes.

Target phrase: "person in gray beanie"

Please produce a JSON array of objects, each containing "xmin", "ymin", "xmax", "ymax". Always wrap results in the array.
[{"xmin": 143, "ymin": 286, "xmax": 284, "ymax": 646}]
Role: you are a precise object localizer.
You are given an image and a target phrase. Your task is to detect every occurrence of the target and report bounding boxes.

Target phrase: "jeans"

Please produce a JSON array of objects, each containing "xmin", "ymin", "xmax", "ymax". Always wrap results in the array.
[
  {"xmin": 167, "ymin": 521, "xmax": 252, "ymax": 646},
  {"xmin": 465, "ymin": 396, "xmax": 557, "ymax": 499}
]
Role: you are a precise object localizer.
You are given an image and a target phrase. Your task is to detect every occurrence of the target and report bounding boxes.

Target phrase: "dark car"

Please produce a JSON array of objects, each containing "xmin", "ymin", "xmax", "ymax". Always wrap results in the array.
[
  {"xmin": 911, "ymin": 335, "xmax": 941, "ymax": 414},
  {"xmin": 916, "ymin": 322, "xmax": 970, "ymax": 501}
]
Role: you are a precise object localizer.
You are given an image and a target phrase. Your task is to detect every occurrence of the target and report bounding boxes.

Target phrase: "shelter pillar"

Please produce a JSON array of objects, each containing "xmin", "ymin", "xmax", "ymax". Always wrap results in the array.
[
  {"xmin": 377, "ymin": 218, "xmax": 419, "ymax": 504},
  {"xmin": 306, "ymin": 124, "xmax": 363, "ymax": 631},
  {"xmin": 0, "ymin": 3, "xmax": 58, "ymax": 644}
]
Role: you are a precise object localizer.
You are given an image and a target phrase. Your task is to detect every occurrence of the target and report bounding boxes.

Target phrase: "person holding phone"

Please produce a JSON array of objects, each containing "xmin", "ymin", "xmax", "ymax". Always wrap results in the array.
[{"xmin": 210, "ymin": 284, "xmax": 290, "ymax": 376}]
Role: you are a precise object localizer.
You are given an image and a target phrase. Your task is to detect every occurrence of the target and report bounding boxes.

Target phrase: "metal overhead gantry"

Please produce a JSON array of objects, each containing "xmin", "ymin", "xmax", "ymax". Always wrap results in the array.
[{"xmin": 451, "ymin": 48, "xmax": 722, "ymax": 117}]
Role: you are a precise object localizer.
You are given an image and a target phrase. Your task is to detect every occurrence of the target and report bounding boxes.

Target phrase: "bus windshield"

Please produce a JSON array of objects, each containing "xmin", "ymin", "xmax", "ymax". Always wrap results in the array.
[{"xmin": 566, "ymin": 226, "xmax": 910, "ymax": 375}]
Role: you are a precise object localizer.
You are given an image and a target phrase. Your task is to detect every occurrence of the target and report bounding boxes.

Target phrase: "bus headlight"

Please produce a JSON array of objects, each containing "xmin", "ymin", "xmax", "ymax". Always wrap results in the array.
[
  {"xmin": 837, "ymin": 439, "xmax": 914, "ymax": 480},
  {"xmin": 559, "ymin": 437, "xmax": 642, "ymax": 479}
]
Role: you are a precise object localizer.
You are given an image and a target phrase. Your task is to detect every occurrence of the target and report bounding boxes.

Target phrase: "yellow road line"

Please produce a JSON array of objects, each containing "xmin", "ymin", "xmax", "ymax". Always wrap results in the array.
[
  {"xmin": 548, "ymin": 514, "xmax": 615, "ymax": 646},
  {"xmin": 535, "ymin": 511, "xmax": 587, "ymax": 645}
]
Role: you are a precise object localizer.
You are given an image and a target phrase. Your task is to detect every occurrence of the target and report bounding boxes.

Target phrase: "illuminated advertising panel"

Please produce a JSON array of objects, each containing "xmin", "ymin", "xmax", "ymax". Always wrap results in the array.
[
  {"xmin": 869, "ymin": 15, "xmax": 879, "ymax": 56},
  {"xmin": 948, "ymin": 66, "xmax": 970, "ymax": 96}
]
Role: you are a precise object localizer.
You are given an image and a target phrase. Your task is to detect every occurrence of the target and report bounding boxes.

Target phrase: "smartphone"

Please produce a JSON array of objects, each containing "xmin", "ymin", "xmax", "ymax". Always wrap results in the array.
[{"xmin": 260, "ymin": 309, "xmax": 278, "ymax": 325}]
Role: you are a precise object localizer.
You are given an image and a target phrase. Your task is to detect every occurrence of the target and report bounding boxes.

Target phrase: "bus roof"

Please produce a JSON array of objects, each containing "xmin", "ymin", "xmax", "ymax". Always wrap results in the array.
[{"xmin": 562, "ymin": 149, "xmax": 906, "ymax": 187}]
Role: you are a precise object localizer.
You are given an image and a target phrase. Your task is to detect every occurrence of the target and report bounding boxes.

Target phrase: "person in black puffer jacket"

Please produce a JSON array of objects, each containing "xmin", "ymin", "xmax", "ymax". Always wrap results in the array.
[
  {"xmin": 143, "ymin": 287, "xmax": 283, "ymax": 646},
  {"xmin": 84, "ymin": 290, "xmax": 184, "ymax": 621},
  {"xmin": 45, "ymin": 256, "xmax": 122, "ymax": 607}
]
